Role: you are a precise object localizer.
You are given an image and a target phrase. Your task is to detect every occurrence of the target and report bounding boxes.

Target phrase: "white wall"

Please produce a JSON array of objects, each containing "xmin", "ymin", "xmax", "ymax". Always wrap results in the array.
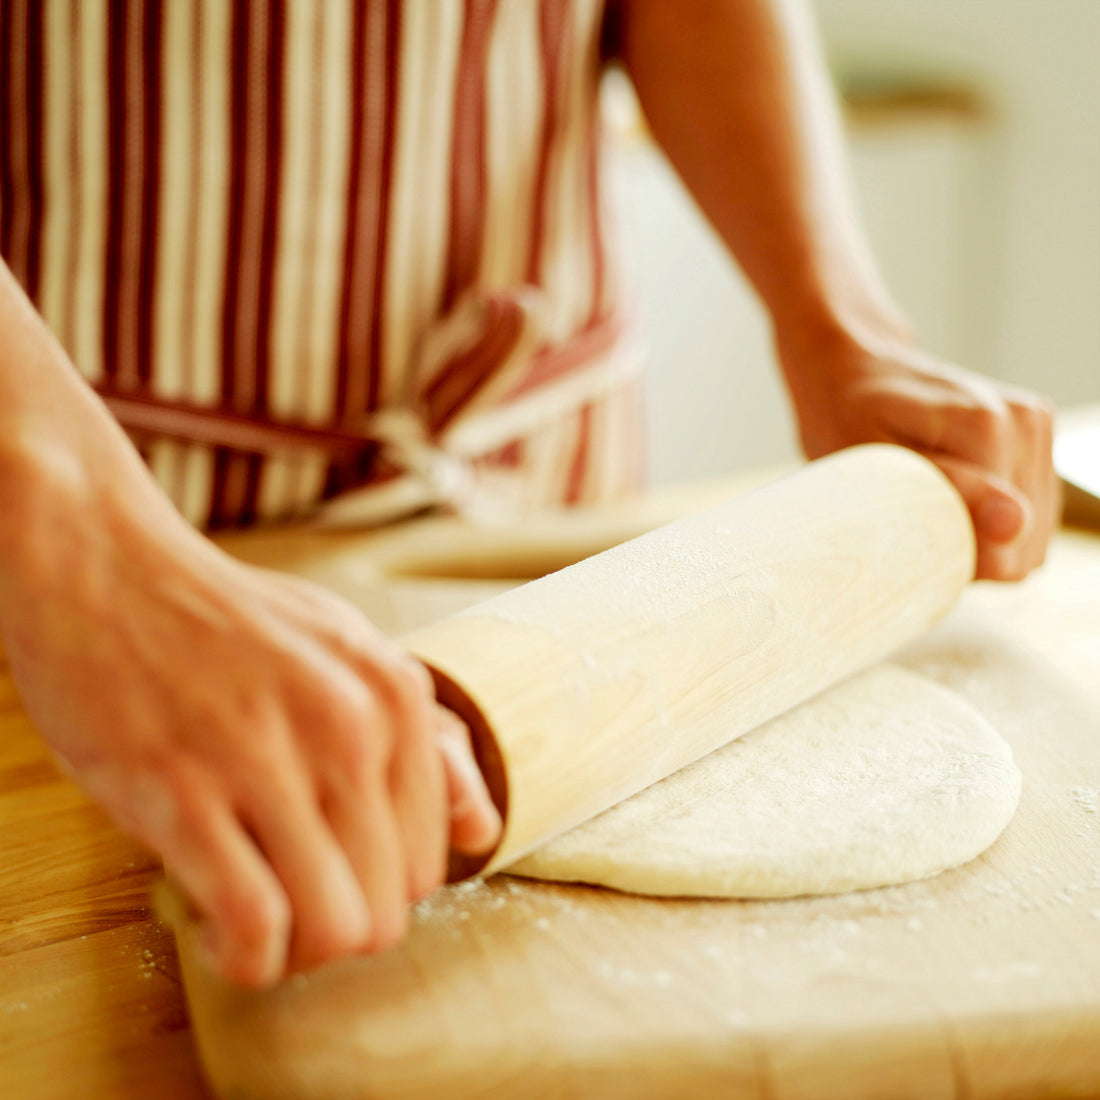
[
  {"xmin": 612, "ymin": 0, "xmax": 1100, "ymax": 486},
  {"xmin": 815, "ymin": 0, "xmax": 1100, "ymax": 403},
  {"xmin": 610, "ymin": 134, "xmax": 798, "ymax": 484}
]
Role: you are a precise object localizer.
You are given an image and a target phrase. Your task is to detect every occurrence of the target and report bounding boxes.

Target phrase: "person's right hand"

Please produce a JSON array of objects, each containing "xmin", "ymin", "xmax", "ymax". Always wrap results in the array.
[{"xmin": 1, "ymin": 487, "xmax": 501, "ymax": 988}]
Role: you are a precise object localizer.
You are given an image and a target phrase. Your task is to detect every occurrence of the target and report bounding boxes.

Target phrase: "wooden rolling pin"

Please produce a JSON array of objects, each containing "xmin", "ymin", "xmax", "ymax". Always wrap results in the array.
[{"xmin": 400, "ymin": 444, "xmax": 975, "ymax": 878}]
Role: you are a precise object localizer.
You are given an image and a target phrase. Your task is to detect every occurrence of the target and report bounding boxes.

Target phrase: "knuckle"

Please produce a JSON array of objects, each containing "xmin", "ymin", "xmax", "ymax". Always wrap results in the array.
[
  {"xmin": 1027, "ymin": 394, "xmax": 1056, "ymax": 422},
  {"xmin": 966, "ymin": 401, "xmax": 1011, "ymax": 449},
  {"xmin": 401, "ymin": 653, "xmax": 436, "ymax": 695},
  {"xmin": 311, "ymin": 655, "xmax": 436, "ymax": 785},
  {"xmin": 351, "ymin": 654, "xmax": 436, "ymax": 748},
  {"xmin": 321, "ymin": 680, "xmax": 389, "ymax": 770},
  {"xmin": 339, "ymin": 734, "xmax": 383, "ymax": 786},
  {"xmin": 139, "ymin": 762, "xmax": 211, "ymax": 848},
  {"xmin": 1006, "ymin": 386, "xmax": 1053, "ymax": 415},
  {"xmin": 382, "ymin": 651, "xmax": 435, "ymax": 709},
  {"xmin": 1025, "ymin": 396, "xmax": 1056, "ymax": 441},
  {"xmin": 165, "ymin": 786, "xmax": 205, "ymax": 842},
  {"xmin": 328, "ymin": 726, "xmax": 385, "ymax": 788}
]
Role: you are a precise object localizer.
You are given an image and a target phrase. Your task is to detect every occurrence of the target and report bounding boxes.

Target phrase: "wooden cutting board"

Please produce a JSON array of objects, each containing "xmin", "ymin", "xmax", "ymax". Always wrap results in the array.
[{"xmin": 3, "ymin": 513, "xmax": 1100, "ymax": 1099}]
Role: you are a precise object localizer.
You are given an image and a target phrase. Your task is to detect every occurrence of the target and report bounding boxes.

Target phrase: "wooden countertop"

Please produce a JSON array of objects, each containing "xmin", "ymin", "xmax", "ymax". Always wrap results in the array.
[{"xmin": 3, "ymin": 518, "xmax": 1100, "ymax": 1100}]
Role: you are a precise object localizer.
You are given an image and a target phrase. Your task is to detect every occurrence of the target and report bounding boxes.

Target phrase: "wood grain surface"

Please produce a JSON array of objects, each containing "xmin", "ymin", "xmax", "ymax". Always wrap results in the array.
[
  {"xmin": 0, "ymin": 666, "xmax": 207, "ymax": 1100},
  {"xmin": 2, "ymin": 489, "xmax": 1100, "ymax": 1100}
]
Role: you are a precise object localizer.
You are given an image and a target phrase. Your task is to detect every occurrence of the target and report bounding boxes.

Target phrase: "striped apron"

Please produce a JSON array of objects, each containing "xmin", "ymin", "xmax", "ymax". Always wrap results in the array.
[{"xmin": 0, "ymin": 0, "xmax": 646, "ymax": 529}]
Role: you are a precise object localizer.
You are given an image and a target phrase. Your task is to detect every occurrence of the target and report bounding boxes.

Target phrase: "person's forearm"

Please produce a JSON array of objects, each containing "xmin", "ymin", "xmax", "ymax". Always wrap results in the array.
[
  {"xmin": 0, "ymin": 259, "xmax": 127, "ymax": 469},
  {"xmin": 613, "ymin": 0, "xmax": 1056, "ymax": 583},
  {"xmin": 0, "ymin": 260, "xmax": 180, "ymax": 622},
  {"xmin": 614, "ymin": 0, "xmax": 906, "ymax": 344}
]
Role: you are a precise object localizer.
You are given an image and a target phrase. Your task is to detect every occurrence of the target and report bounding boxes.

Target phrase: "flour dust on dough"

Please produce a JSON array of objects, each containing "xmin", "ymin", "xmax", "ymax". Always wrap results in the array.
[{"xmin": 506, "ymin": 665, "xmax": 1021, "ymax": 898}]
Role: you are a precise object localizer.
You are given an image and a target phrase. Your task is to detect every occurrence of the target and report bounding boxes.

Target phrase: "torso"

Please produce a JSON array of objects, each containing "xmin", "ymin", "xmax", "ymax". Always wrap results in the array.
[{"xmin": 0, "ymin": 0, "xmax": 643, "ymax": 528}]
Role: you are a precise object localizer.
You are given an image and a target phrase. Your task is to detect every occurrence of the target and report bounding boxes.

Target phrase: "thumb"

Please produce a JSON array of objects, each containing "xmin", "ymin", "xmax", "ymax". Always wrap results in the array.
[
  {"xmin": 932, "ymin": 454, "xmax": 1030, "ymax": 545},
  {"xmin": 433, "ymin": 705, "xmax": 502, "ymax": 857}
]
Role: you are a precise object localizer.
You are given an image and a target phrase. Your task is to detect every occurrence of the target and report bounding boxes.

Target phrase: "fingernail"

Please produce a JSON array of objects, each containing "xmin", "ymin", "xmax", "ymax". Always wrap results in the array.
[
  {"xmin": 453, "ymin": 766, "xmax": 503, "ymax": 833},
  {"xmin": 977, "ymin": 494, "xmax": 1025, "ymax": 542},
  {"xmin": 474, "ymin": 803, "xmax": 505, "ymax": 852}
]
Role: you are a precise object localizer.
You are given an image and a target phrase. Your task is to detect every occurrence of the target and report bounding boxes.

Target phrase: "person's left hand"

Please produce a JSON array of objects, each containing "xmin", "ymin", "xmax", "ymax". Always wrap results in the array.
[{"xmin": 776, "ymin": 320, "xmax": 1058, "ymax": 581}]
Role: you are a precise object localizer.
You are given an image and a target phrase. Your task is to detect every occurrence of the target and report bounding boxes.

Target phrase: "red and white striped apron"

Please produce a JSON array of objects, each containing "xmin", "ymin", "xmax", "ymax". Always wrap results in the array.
[{"xmin": 0, "ymin": 0, "xmax": 646, "ymax": 529}]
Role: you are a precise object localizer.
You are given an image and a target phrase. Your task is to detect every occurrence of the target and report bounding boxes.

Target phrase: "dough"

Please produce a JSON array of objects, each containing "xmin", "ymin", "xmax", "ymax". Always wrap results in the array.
[{"xmin": 506, "ymin": 665, "xmax": 1021, "ymax": 898}]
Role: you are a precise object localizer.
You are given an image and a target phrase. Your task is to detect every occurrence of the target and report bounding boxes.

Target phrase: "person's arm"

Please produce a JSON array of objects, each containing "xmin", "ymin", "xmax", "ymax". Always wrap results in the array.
[
  {"xmin": 611, "ymin": 0, "xmax": 1057, "ymax": 580},
  {"xmin": 0, "ymin": 260, "xmax": 500, "ymax": 987}
]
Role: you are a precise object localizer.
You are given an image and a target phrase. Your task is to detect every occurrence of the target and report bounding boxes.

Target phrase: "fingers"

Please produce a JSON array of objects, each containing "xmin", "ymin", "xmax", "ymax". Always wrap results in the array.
[
  {"xmin": 245, "ymin": 574, "xmax": 453, "ymax": 917},
  {"xmin": 22, "ymin": 521, "xmax": 479, "ymax": 993},
  {"xmin": 930, "ymin": 454, "xmax": 1030, "ymax": 579},
  {"xmin": 858, "ymin": 364, "xmax": 1013, "ymax": 472},
  {"xmin": 240, "ymin": 765, "xmax": 375, "ymax": 976},
  {"xmin": 784, "ymin": 321, "xmax": 1060, "ymax": 575},
  {"xmin": 368, "ymin": 655, "xmax": 449, "ymax": 902},
  {"xmin": 858, "ymin": 362, "xmax": 1056, "ymax": 581},
  {"xmin": 434, "ymin": 704, "xmax": 503, "ymax": 857},
  {"xmin": 1009, "ymin": 390, "xmax": 1059, "ymax": 572},
  {"xmin": 926, "ymin": 387, "xmax": 1055, "ymax": 580},
  {"xmin": 306, "ymin": 664, "xmax": 427, "ymax": 956},
  {"xmin": 177, "ymin": 583, "xmax": 456, "ymax": 980},
  {"xmin": 177, "ymin": 690, "xmax": 499, "ymax": 989},
  {"xmin": 323, "ymin": 767, "xmax": 410, "ymax": 954},
  {"xmin": 147, "ymin": 771, "xmax": 292, "ymax": 989},
  {"xmin": 174, "ymin": 654, "xmax": 441, "ymax": 985},
  {"xmin": 278, "ymin": 646, "xmax": 446, "ymax": 966}
]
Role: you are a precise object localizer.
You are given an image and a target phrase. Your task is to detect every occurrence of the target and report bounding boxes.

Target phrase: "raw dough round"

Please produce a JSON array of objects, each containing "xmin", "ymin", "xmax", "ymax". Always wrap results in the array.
[{"xmin": 506, "ymin": 665, "xmax": 1020, "ymax": 898}]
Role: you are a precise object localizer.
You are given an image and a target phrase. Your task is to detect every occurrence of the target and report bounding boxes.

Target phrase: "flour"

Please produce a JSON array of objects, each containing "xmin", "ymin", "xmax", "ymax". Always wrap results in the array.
[{"xmin": 1069, "ymin": 786, "xmax": 1100, "ymax": 814}]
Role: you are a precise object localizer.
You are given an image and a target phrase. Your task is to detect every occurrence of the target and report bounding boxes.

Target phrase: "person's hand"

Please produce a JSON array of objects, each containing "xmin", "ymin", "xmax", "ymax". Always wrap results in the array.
[
  {"xmin": 777, "ymin": 320, "xmax": 1058, "ymax": 581},
  {"xmin": 1, "ymin": 495, "xmax": 501, "ymax": 989}
]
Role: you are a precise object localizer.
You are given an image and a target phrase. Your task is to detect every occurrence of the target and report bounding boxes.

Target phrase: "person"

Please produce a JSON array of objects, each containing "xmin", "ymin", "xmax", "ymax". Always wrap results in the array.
[{"xmin": 0, "ymin": 0, "xmax": 1056, "ymax": 989}]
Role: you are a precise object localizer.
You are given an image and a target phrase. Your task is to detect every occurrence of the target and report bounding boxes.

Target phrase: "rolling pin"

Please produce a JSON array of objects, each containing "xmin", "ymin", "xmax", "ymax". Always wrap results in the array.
[{"xmin": 399, "ymin": 444, "xmax": 975, "ymax": 879}]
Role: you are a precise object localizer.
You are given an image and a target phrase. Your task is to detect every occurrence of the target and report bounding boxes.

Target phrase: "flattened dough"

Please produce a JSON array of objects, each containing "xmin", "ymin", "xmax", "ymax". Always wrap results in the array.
[{"xmin": 506, "ymin": 665, "xmax": 1021, "ymax": 898}]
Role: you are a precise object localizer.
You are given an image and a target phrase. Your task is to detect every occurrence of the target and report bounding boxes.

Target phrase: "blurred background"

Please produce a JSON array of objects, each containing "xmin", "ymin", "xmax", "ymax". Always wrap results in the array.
[{"xmin": 606, "ymin": 0, "xmax": 1100, "ymax": 485}]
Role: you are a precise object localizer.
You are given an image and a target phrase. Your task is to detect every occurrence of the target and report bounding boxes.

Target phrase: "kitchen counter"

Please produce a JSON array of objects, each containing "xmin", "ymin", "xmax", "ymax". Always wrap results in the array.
[{"xmin": 3, "ymin": 511, "xmax": 1100, "ymax": 1100}]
